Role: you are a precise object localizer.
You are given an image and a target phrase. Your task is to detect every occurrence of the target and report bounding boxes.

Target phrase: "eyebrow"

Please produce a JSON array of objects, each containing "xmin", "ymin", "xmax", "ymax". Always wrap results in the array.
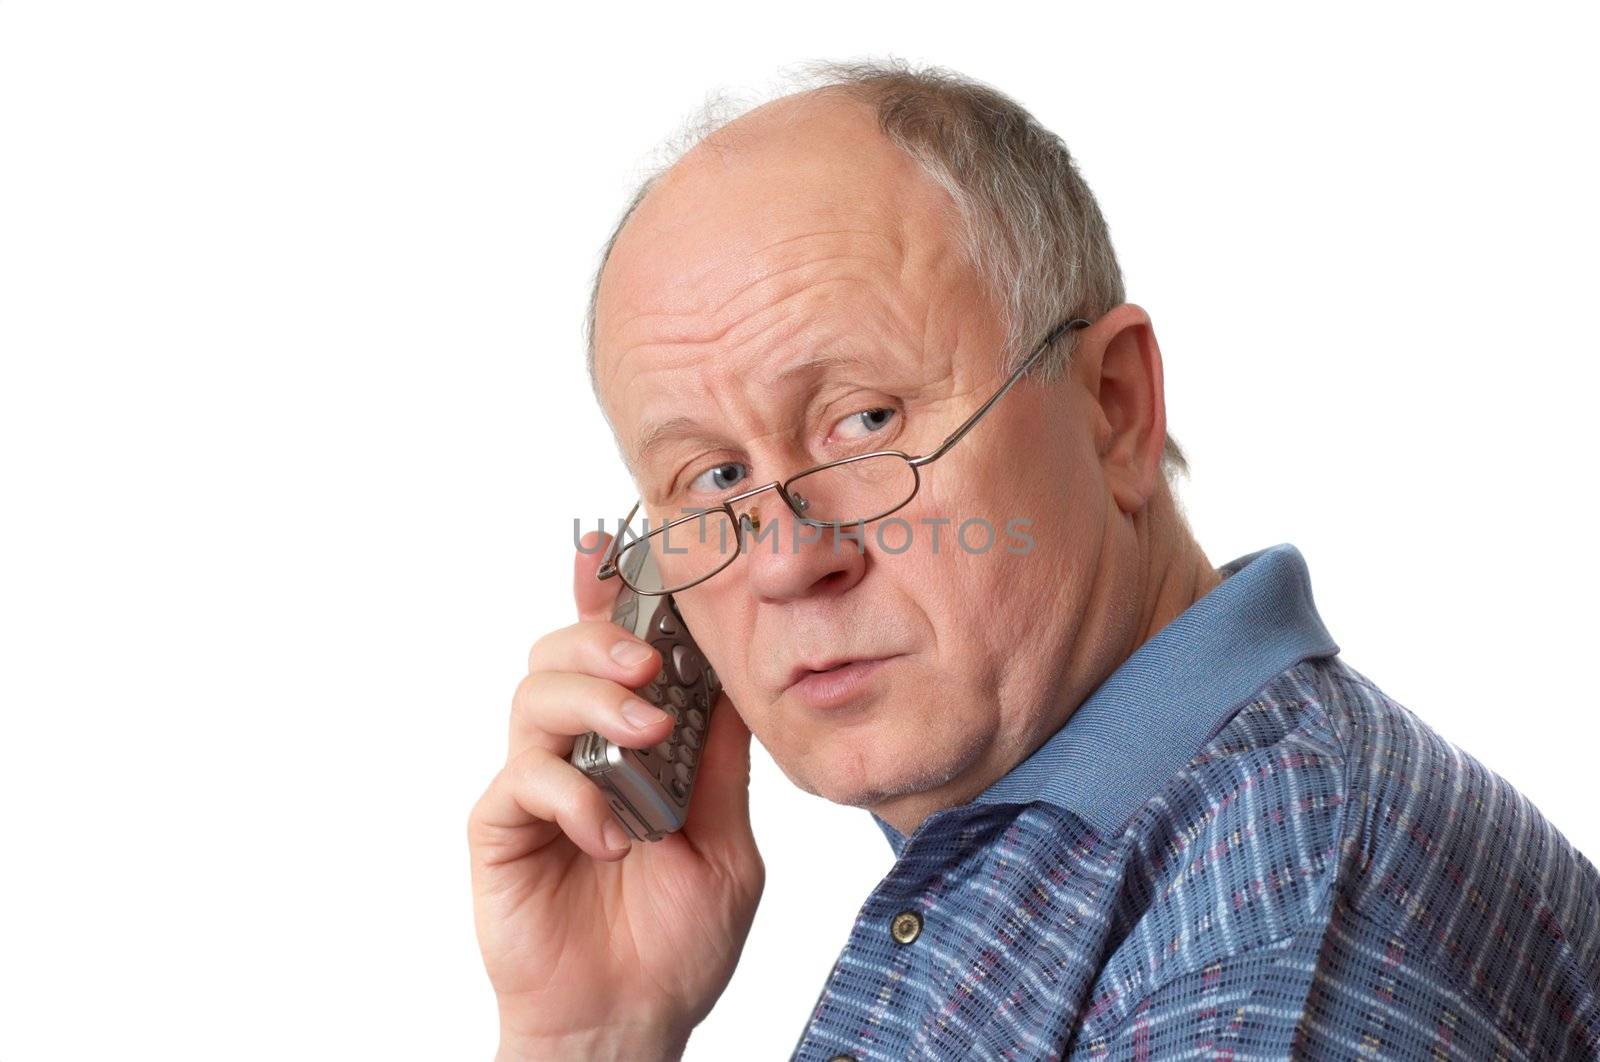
[
  {"xmin": 627, "ymin": 350, "xmax": 897, "ymax": 473},
  {"xmin": 630, "ymin": 415, "xmax": 720, "ymax": 474}
]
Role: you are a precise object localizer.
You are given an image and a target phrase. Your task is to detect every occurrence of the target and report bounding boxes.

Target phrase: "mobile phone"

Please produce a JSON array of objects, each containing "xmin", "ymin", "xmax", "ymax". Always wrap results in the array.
[{"xmin": 569, "ymin": 545, "xmax": 720, "ymax": 842}]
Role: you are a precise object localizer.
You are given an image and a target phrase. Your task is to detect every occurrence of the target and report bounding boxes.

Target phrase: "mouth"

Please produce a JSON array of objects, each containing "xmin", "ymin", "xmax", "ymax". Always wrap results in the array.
[
  {"xmin": 784, "ymin": 655, "xmax": 902, "ymax": 709},
  {"xmin": 784, "ymin": 655, "xmax": 887, "ymax": 688}
]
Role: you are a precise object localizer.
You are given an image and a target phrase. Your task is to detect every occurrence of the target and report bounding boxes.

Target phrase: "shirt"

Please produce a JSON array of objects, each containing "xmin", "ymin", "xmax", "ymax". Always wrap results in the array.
[{"xmin": 791, "ymin": 543, "xmax": 1600, "ymax": 1060}]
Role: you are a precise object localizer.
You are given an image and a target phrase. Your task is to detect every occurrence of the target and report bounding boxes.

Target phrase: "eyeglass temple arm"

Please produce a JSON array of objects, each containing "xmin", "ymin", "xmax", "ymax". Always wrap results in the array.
[
  {"xmin": 596, "ymin": 499, "xmax": 642, "ymax": 581},
  {"xmin": 909, "ymin": 317, "xmax": 1090, "ymax": 469}
]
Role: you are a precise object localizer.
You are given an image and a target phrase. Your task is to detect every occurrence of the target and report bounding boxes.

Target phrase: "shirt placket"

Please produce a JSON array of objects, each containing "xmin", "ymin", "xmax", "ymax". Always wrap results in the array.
[{"xmin": 793, "ymin": 811, "xmax": 1002, "ymax": 1061}]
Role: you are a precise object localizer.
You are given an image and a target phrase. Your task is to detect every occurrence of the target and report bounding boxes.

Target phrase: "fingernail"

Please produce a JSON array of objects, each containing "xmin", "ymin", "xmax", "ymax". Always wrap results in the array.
[
  {"xmin": 621, "ymin": 698, "xmax": 671, "ymax": 729},
  {"xmin": 610, "ymin": 640, "xmax": 654, "ymax": 667},
  {"xmin": 602, "ymin": 818, "xmax": 630, "ymax": 853}
]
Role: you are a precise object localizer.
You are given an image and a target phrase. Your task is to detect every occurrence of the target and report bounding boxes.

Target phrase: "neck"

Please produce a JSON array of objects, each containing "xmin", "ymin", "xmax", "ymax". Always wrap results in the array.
[{"xmin": 1126, "ymin": 482, "xmax": 1222, "ymax": 652}]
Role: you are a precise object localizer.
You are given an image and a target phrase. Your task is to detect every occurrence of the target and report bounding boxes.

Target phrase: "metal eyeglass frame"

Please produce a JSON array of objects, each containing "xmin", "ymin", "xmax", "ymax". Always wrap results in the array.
[{"xmin": 597, "ymin": 315, "xmax": 1092, "ymax": 594}]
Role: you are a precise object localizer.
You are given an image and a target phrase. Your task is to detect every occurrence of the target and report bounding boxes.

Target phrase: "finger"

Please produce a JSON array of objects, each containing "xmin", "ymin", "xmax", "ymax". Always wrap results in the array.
[
  {"xmin": 509, "ymin": 670, "xmax": 675, "ymax": 759},
  {"xmin": 525, "ymin": 619, "xmax": 662, "ymax": 686},
  {"xmin": 470, "ymin": 744, "xmax": 633, "ymax": 865},
  {"xmin": 574, "ymin": 529, "xmax": 625, "ymax": 624},
  {"xmin": 682, "ymin": 689, "xmax": 758, "ymax": 860}
]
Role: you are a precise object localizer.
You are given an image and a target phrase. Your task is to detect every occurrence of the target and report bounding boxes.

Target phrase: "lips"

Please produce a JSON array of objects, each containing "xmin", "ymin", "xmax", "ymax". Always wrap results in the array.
[{"xmin": 783, "ymin": 655, "xmax": 897, "ymax": 692}]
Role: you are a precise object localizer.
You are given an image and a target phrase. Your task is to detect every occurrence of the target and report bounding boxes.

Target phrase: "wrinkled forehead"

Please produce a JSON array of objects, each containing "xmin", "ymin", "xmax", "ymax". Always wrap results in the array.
[
  {"xmin": 590, "ymin": 99, "xmax": 989, "ymax": 483},
  {"xmin": 597, "ymin": 223, "xmax": 966, "ymax": 486}
]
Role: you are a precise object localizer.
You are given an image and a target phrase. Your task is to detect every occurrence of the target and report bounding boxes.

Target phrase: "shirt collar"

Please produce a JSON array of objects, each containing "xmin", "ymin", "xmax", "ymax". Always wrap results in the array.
[{"xmin": 872, "ymin": 542, "xmax": 1340, "ymax": 854}]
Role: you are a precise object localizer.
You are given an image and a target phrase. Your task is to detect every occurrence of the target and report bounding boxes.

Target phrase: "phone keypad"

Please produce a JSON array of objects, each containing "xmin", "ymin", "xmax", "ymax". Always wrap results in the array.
[
  {"xmin": 575, "ymin": 556, "xmax": 726, "ymax": 841},
  {"xmin": 621, "ymin": 600, "xmax": 715, "ymax": 809}
]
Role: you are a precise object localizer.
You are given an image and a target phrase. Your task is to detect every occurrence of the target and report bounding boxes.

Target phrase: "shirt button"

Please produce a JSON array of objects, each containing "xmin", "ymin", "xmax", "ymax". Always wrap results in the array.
[
  {"xmin": 889, "ymin": 909, "xmax": 922, "ymax": 944},
  {"xmin": 828, "ymin": 1055, "xmax": 856, "ymax": 1062}
]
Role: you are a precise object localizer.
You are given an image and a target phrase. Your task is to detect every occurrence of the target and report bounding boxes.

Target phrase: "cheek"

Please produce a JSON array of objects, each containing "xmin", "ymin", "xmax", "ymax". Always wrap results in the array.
[
  {"xmin": 910, "ymin": 425, "xmax": 1081, "ymax": 546},
  {"xmin": 894, "ymin": 472, "xmax": 1089, "ymax": 685},
  {"xmin": 874, "ymin": 559, "xmax": 1006, "ymax": 708}
]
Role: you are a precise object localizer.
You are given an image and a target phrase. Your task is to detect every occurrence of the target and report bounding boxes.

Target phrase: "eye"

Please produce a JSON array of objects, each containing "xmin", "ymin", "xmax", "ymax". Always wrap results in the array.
[
  {"xmin": 835, "ymin": 406, "xmax": 897, "ymax": 442},
  {"xmin": 687, "ymin": 460, "xmax": 749, "ymax": 496}
]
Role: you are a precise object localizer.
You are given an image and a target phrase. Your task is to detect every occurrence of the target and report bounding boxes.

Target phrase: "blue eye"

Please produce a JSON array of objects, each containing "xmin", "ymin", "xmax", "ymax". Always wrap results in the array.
[
  {"xmin": 688, "ymin": 460, "xmax": 748, "ymax": 496},
  {"xmin": 679, "ymin": 407, "xmax": 894, "ymax": 498},
  {"xmin": 837, "ymin": 407, "xmax": 896, "ymax": 440}
]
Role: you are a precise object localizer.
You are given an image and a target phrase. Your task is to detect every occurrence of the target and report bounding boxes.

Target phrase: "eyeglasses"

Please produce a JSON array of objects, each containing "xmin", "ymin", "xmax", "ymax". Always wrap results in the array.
[{"xmin": 598, "ymin": 316, "xmax": 1092, "ymax": 595}]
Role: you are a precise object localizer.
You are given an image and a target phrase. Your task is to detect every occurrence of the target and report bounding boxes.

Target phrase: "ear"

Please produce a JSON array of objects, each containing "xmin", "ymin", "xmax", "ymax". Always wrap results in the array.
[{"xmin": 1075, "ymin": 304, "xmax": 1168, "ymax": 517}]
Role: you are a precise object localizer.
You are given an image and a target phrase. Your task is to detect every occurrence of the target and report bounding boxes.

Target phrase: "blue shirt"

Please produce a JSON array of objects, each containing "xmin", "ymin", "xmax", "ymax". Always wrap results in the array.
[{"xmin": 791, "ymin": 544, "xmax": 1600, "ymax": 1060}]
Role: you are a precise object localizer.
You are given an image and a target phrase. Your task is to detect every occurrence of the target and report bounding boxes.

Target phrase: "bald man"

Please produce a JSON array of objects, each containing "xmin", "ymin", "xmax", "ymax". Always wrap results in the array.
[{"xmin": 469, "ymin": 62, "xmax": 1600, "ymax": 1061}]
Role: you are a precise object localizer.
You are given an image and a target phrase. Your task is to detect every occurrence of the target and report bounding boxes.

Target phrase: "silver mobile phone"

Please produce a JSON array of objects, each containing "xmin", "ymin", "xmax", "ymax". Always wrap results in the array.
[{"xmin": 569, "ymin": 545, "xmax": 720, "ymax": 842}]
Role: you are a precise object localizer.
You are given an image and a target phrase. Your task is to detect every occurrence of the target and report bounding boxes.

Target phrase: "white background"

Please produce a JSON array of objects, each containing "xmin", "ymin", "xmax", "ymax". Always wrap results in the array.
[{"xmin": 2, "ymin": 3, "xmax": 1596, "ymax": 1059}]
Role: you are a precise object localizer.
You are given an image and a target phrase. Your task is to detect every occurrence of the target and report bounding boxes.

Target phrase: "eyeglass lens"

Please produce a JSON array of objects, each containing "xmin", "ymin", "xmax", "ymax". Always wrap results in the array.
[{"xmin": 615, "ymin": 454, "xmax": 917, "ymax": 593}]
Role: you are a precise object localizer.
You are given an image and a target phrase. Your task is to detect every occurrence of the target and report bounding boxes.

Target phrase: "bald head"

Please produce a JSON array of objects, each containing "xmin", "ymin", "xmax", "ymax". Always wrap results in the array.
[{"xmin": 583, "ymin": 65, "xmax": 1188, "ymax": 480}]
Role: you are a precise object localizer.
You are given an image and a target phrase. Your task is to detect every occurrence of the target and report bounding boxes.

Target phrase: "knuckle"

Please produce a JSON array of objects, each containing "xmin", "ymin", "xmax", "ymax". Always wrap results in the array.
[
  {"xmin": 466, "ymin": 798, "xmax": 495, "ymax": 848},
  {"xmin": 525, "ymin": 634, "xmax": 555, "ymax": 674},
  {"xmin": 548, "ymin": 777, "xmax": 589, "ymax": 831},
  {"xmin": 511, "ymin": 745, "xmax": 579, "ymax": 804},
  {"xmin": 512, "ymin": 669, "xmax": 546, "ymax": 709},
  {"xmin": 465, "ymin": 771, "xmax": 510, "ymax": 845},
  {"xmin": 525, "ymin": 623, "xmax": 574, "ymax": 673},
  {"xmin": 511, "ymin": 671, "xmax": 608, "ymax": 734},
  {"xmin": 500, "ymin": 750, "xmax": 547, "ymax": 814},
  {"xmin": 507, "ymin": 673, "xmax": 541, "ymax": 729},
  {"xmin": 509, "ymin": 745, "xmax": 546, "ymax": 791}
]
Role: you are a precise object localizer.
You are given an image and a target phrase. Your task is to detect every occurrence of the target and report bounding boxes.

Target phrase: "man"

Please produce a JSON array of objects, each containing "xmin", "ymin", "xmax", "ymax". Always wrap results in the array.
[{"xmin": 468, "ymin": 60, "xmax": 1600, "ymax": 1059}]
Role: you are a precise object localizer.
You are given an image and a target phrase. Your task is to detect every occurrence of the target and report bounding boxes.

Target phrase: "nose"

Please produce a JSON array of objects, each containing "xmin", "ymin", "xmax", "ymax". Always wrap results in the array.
[{"xmin": 735, "ymin": 483, "xmax": 866, "ymax": 602}]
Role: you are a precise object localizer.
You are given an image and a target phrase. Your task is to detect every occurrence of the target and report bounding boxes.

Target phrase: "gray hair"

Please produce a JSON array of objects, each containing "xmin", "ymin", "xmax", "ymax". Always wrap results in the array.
[{"xmin": 584, "ymin": 57, "xmax": 1190, "ymax": 481}]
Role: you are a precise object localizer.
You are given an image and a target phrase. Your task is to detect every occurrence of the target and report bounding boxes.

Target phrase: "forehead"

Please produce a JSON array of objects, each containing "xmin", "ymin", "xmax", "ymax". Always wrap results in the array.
[
  {"xmin": 590, "ymin": 94, "xmax": 988, "ymax": 468},
  {"xmin": 625, "ymin": 316, "xmax": 923, "ymax": 465}
]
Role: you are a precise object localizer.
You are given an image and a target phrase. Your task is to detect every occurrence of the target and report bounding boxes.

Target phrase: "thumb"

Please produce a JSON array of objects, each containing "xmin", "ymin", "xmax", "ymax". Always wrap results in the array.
[{"xmin": 682, "ymin": 688, "xmax": 758, "ymax": 860}]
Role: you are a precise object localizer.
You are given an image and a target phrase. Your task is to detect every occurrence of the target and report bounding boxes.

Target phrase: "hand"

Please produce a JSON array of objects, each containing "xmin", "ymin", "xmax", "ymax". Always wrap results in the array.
[{"xmin": 468, "ymin": 531, "xmax": 764, "ymax": 1061}]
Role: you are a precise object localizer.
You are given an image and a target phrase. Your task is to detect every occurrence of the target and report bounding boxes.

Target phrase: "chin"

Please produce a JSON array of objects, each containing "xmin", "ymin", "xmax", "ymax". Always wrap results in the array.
[{"xmin": 788, "ymin": 721, "xmax": 988, "ymax": 810}]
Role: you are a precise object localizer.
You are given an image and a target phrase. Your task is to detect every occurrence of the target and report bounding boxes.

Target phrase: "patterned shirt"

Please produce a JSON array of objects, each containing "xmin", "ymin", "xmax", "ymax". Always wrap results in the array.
[{"xmin": 791, "ymin": 543, "xmax": 1600, "ymax": 1060}]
